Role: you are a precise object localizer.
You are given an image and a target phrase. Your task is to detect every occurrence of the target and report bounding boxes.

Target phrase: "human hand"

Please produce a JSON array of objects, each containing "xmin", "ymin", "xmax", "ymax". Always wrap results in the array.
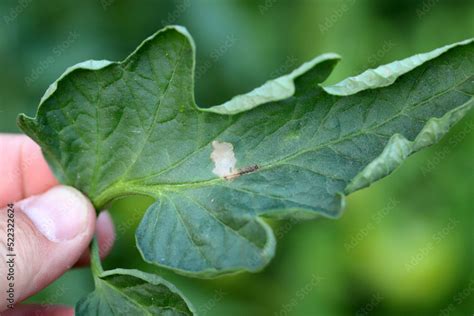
[{"xmin": 0, "ymin": 135, "xmax": 115, "ymax": 315}]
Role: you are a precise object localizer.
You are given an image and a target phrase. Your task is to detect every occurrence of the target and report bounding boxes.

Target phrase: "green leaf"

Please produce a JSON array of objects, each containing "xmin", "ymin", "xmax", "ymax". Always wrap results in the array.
[
  {"xmin": 75, "ymin": 239, "xmax": 195, "ymax": 315},
  {"xmin": 18, "ymin": 26, "xmax": 473, "ymax": 277}
]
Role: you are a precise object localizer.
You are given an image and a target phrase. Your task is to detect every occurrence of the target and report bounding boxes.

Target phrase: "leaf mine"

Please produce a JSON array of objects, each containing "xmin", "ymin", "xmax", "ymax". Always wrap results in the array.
[{"xmin": 210, "ymin": 140, "xmax": 237, "ymax": 178}]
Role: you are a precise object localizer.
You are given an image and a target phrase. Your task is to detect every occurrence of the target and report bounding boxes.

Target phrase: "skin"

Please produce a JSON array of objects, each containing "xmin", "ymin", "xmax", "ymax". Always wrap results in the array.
[{"xmin": 0, "ymin": 135, "xmax": 116, "ymax": 314}]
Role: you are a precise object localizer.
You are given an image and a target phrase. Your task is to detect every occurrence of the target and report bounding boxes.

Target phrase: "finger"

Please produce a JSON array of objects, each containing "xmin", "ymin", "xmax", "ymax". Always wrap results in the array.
[
  {"xmin": 0, "ymin": 134, "xmax": 58, "ymax": 207},
  {"xmin": 1, "ymin": 304, "xmax": 73, "ymax": 316},
  {"xmin": 75, "ymin": 210, "xmax": 116, "ymax": 266},
  {"xmin": 0, "ymin": 186, "xmax": 95, "ymax": 311},
  {"xmin": 0, "ymin": 134, "xmax": 116, "ymax": 266}
]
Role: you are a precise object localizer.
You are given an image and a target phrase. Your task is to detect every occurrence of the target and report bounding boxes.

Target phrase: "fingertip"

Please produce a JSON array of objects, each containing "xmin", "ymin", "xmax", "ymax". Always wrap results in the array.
[
  {"xmin": 75, "ymin": 210, "xmax": 115, "ymax": 266},
  {"xmin": 97, "ymin": 210, "xmax": 116, "ymax": 258},
  {"xmin": 0, "ymin": 134, "xmax": 58, "ymax": 207},
  {"xmin": 20, "ymin": 136, "xmax": 58, "ymax": 196}
]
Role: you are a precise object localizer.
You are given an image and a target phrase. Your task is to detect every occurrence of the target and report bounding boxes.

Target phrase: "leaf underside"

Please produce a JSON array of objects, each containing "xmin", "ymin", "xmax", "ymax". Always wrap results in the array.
[
  {"xmin": 18, "ymin": 26, "xmax": 473, "ymax": 277},
  {"xmin": 76, "ymin": 240, "xmax": 194, "ymax": 315}
]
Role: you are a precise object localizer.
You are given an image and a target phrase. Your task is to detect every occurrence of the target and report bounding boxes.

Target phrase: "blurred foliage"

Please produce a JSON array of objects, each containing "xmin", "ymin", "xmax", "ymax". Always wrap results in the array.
[{"xmin": 1, "ymin": 0, "xmax": 473, "ymax": 315}]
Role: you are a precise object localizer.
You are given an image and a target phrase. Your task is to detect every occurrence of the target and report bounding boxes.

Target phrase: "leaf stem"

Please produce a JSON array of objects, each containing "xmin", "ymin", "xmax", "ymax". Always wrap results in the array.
[{"xmin": 90, "ymin": 236, "xmax": 104, "ymax": 278}]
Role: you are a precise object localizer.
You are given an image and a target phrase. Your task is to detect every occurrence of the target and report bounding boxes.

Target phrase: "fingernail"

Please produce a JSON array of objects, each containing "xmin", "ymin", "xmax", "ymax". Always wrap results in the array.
[{"xmin": 19, "ymin": 186, "xmax": 91, "ymax": 242}]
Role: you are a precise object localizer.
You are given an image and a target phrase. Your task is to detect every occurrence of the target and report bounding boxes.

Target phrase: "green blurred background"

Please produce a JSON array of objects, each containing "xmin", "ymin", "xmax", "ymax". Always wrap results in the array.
[{"xmin": 1, "ymin": 1, "xmax": 473, "ymax": 315}]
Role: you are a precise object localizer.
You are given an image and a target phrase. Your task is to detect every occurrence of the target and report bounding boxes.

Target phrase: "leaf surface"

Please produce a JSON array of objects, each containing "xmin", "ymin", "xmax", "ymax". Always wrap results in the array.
[
  {"xmin": 75, "ymin": 240, "xmax": 195, "ymax": 315},
  {"xmin": 18, "ymin": 26, "xmax": 474, "ymax": 276}
]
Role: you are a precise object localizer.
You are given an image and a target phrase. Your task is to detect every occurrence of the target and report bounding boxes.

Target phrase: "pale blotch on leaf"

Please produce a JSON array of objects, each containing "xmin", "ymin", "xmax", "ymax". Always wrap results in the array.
[{"xmin": 210, "ymin": 141, "xmax": 237, "ymax": 178}]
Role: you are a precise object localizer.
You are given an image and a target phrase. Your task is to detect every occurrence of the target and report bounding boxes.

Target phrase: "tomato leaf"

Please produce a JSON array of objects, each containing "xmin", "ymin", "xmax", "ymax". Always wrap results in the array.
[
  {"xmin": 75, "ymin": 240, "xmax": 195, "ymax": 315},
  {"xmin": 18, "ymin": 26, "xmax": 473, "ymax": 276}
]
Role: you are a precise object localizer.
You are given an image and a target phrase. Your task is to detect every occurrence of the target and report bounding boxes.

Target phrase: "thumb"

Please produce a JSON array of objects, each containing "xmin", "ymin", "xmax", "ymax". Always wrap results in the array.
[{"xmin": 0, "ymin": 185, "xmax": 95, "ymax": 311}]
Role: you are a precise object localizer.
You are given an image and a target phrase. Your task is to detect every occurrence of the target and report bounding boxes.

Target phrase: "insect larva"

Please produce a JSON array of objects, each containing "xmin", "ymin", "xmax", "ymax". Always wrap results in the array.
[{"xmin": 224, "ymin": 164, "xmax": 259, "ymax": 180}]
